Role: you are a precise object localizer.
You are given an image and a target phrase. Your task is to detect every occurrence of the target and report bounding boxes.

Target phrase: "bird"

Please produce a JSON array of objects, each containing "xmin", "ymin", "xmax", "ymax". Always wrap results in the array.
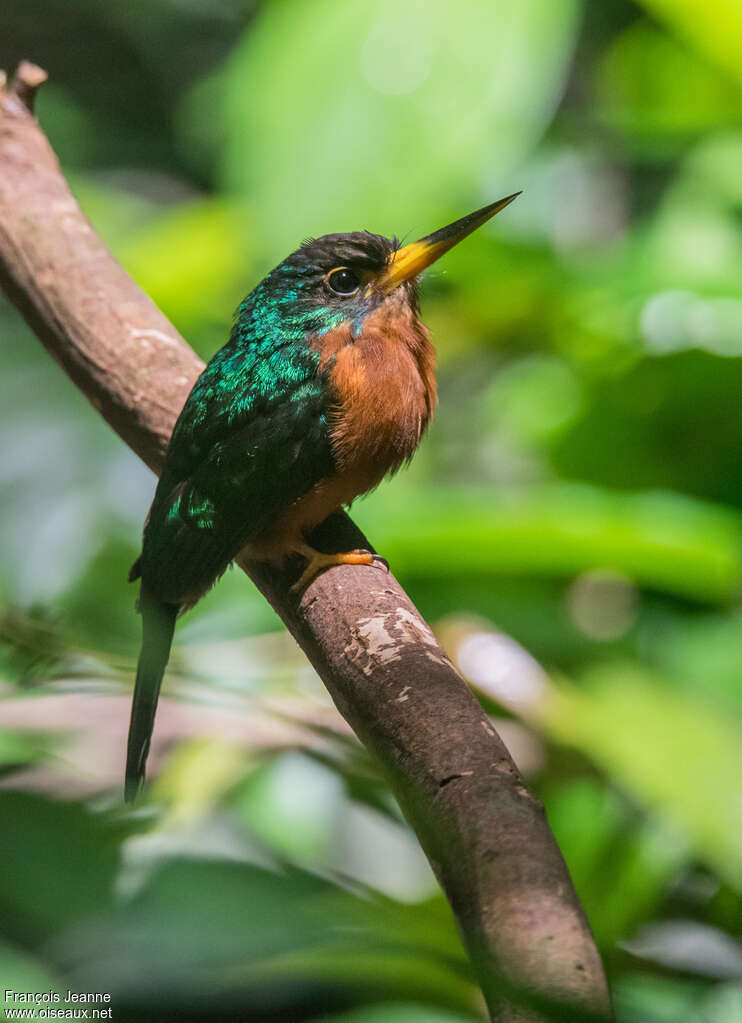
[{"xmin": 125, "ymin": 193, "xmax": 520, "ymax": 801}]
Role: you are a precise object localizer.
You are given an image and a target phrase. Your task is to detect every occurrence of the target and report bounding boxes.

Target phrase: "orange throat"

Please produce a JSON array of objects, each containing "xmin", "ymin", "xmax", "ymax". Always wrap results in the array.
[{"xmin": 318, "ymin": 295, "xmax": 437, "ymax": 480}]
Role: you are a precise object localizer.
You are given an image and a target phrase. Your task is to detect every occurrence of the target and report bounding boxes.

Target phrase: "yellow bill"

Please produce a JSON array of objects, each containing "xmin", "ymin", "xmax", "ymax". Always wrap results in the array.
[{"xmin": 376, "ymin": 192, "xmax": 521, "ymax": 294}]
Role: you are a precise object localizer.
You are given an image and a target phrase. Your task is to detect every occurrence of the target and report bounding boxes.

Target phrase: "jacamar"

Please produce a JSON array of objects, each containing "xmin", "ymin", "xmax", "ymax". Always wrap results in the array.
[{"xmin": 125, "ymin": 193, "xmax": 519, "ymax": 800}]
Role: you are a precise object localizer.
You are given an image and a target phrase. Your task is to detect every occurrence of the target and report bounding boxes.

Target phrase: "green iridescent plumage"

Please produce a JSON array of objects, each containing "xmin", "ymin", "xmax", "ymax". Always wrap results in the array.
[{"xmin": 139, "ymin": 326, "xmax": 333, "ymax": 604}]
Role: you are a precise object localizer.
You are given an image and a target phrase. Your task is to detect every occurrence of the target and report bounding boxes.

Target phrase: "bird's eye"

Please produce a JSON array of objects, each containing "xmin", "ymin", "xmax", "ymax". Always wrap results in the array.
[{"xmin": 326, "ymin": 267, "xmax": 361, "ymax": 296}]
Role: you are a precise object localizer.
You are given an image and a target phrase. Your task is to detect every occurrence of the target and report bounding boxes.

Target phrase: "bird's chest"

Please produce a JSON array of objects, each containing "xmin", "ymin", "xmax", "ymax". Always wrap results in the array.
[
  {"xmin": 322, "ymin": 316, "xmax": 437, "ymax": 490},
  {"xmin": 327, "ymin": 348, "xmax": 421, "ymax": 482}
]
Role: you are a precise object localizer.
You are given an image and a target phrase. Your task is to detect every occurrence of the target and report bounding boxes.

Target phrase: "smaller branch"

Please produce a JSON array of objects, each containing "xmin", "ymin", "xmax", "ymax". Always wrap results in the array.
[{"xmin": 8, "ymin": 61, "xmax": 47, "ymax": 114}]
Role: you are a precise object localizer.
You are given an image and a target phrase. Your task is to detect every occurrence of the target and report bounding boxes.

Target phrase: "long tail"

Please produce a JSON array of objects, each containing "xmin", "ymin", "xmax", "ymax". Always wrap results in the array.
[{"xmin": 125, "ymin": 586, "xmax": 179, "ymax": 802}]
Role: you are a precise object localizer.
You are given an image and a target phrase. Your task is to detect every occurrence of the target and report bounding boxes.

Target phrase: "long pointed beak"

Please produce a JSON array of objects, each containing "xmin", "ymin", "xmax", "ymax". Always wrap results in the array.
[{"xmin": 375, "ymin": 192, "xmax": 521, "ymax": 294}]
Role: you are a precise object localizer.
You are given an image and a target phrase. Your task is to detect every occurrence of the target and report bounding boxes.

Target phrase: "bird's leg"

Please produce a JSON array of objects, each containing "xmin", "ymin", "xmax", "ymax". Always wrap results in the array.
[{"xmin": 290, "ymin": 542, "xmax": 389, "ymax": 593}]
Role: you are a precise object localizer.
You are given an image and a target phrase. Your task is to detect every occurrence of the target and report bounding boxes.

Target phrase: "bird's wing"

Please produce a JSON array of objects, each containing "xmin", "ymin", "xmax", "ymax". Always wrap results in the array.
[{"xmin": 138, "ymin": 341, "xmax": 335, "ymax": 604}]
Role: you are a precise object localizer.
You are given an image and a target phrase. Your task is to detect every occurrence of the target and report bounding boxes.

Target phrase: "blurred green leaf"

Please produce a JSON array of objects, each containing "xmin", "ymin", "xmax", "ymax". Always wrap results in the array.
[
  {"xmin": 0, "ymin": 941, "xmax": 67, "ymax": 1003},
  {"xmin": 153, "ymin": 737, "xmax": 249, "ymax": 825},
  {"xmin": 636, "ymin": 0, "xmax": 742, "ymax": 91},
  {"xmin": 543, "ymin": 666, "xmax": 742, "ymax": 889},
  {"xmin": 0, "ymin": 792, "xmax": 120, "ymax": 946},
  {"xmin": 613, "ymin": 972, "xmax": 707, "ymax": 1023},
  {"xmin": 221, "ymin": 0, "xmax": 580, "ymax": 255},
  {"xmin": 596, "ymin": 22, "xmax": 742, "ymax": 149},
  {"xmin": 233, "ymin": 752, "xmax": 344, "ymax": 863},
  {"xmin": 117, "ymin": 197, "xmax": 248, "ymax": 335},
  {"xmin": 357, "ymin": 481, "xmax": 742, "ymax": 603},
  {"xmin": 646, "ymin": 611, "xmax": 742, "ymax": 715},
  {"xmin": 552, "ymin": 352, "xmax": 742, "ymax": 510},
  {"xmin": 483, "ymin": 355, "xmax": 585, "ymax": 447},
  {"xmin": 67, "ymin": 858, "xmax": 474, "ymax": 1016},
  {"xmin": 0, "ymin": 729, "xmax": 56, "ymax": 771},
  {"xmin": 545, "ymin": 780, "xmax": 687, "ymax": 946}
]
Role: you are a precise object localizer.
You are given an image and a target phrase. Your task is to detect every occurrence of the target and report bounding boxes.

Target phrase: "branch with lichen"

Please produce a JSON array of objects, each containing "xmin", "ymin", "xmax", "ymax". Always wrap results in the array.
[{"xmin": 0, "ymin": 62, "xmax": 612, "ymax": 1023}]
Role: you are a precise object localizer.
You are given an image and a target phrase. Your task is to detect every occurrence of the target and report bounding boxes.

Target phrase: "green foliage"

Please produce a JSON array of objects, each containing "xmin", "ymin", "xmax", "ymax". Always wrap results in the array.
[
  {"xmin": 0, "ymin": 790, "xmax": 476, "ymax": 1021},
  {"xmin": 545, "ymin": 668, "xmax": 742, "ymax": 887},
  {"xmin": 2, "ymin": 0, "xmax": 742, "ymax": 1020},
  {"xmin": 219, "ymin": 0, "xmax": 581, "ymax": 255}
]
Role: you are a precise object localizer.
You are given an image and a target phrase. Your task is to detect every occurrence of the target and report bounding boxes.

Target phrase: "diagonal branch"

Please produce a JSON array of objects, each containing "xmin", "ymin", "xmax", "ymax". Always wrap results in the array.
[{"xmin": 0, "ymin": 63, "xmax": 612, "ymax": 1023}]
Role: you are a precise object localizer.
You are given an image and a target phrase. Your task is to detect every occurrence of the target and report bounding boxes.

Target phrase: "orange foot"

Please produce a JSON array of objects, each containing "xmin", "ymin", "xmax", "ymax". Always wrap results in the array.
[{"xmin": 290, "ymin": 543, "xmax": 389, "ymax": 594}]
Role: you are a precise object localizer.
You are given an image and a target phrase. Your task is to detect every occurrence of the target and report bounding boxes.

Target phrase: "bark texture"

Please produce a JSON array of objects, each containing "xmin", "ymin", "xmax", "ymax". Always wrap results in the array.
[{"xmin": 0, "ymin": 63, "xmax": 612, "ymax": 1022}]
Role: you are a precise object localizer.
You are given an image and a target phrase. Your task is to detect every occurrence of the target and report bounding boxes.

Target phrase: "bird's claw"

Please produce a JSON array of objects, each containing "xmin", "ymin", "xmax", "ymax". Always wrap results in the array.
[
  {"xmin": 291, "ymin": 546, "xmax": 389, "ymax": 594},
  {"xmin": 368, "ymin": 552, "xmax": 389, "ymax": 573}
]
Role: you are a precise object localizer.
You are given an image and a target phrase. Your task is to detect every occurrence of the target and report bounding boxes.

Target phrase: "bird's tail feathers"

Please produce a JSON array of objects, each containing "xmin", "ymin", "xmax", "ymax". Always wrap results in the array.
[{"xmin": 125, "ymin": 587, "xmax": 178, "ymax": 802}]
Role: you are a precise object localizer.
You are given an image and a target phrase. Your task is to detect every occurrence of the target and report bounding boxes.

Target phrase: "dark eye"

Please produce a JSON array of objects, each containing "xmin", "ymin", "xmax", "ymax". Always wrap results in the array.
[{"xmin": 327, "ymin": 267, "xmax": 361, "ymax": 296}]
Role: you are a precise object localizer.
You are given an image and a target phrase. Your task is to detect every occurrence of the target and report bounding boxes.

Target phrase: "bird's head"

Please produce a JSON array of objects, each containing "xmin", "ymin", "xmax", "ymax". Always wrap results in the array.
[{"xmin": 238, "ymin": 194, "xmax": 520, "ymax": 344}]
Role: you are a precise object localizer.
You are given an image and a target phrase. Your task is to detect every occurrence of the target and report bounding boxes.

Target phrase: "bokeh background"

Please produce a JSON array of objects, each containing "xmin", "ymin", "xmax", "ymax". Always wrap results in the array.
[{"xmin": 2, "ymin": 1, "xmax": 742, "ymax": 1020}]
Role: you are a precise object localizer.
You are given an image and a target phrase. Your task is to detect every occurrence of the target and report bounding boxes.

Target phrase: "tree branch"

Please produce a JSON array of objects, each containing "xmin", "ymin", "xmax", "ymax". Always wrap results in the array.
[{"xmin": 0, "ymin": 64, "xmax": 612, "ymax": 1022}]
